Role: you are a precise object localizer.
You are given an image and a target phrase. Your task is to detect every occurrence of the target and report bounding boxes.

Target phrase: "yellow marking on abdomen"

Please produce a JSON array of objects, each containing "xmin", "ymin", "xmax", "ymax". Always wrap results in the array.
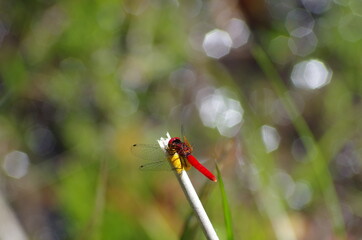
[{"xmin": 168, "ymin": 153, "xmax": 183, "ymax": 174}]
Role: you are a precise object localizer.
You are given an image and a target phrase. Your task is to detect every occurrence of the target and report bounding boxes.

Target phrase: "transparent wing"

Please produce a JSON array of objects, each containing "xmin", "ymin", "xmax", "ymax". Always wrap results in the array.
[
  {"xmin": 131, "ymin": 144, "xmax": 165, "ymax": 162},
  {"xmin": 181, "ymin": 125, "xmax": 193, "ymax": 150},
  {"xmin": 139, "ymin": 161, "xmax": 171, "ymax": 171},
  {"xmin": 131, "ymin": 143, "xmax": 171, "ymax": 171}
]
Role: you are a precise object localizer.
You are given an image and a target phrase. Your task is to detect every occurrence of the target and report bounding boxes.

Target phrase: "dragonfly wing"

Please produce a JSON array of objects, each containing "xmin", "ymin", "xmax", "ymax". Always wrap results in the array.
[
  {"xmin": 131, "ymin": 143, "xmax": 173, "ymax": 171},
  {"xmin": 182, "ymin": 136, "xmax": 193, "ymax": 151},
  {"xmin": 131, "ymin": 143, "xmax": 166, "ymax": 162},
  {"xmin": 139, "ymin": 161, "xmax": 172, "ymax": 171}
]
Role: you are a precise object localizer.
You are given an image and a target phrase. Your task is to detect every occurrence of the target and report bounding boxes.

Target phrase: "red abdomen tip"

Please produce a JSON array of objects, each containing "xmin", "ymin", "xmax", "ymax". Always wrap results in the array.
[{"xmin": 187, "ymin": 155, "xmax": 217, "ymax": 182}]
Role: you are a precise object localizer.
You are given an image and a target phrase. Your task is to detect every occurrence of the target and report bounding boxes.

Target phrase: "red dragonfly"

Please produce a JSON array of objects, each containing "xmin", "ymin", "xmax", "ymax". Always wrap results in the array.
[{"xmin": 131, "ymin": 135, "xmax": 217, "ymax": 182}]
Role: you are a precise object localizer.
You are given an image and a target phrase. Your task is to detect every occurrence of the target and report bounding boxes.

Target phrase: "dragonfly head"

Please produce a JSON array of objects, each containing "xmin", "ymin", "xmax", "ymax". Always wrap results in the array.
[
  {"xmin": 167, "ymin": 137, "xmax": 182, "ymax": 155},
  {"xmin": 168, "ymin": 137, "xmax": 192, "ymax": 157},
  {"xmin": 168, "ymin": 137, "xmax": 181, "ymax": 146}
]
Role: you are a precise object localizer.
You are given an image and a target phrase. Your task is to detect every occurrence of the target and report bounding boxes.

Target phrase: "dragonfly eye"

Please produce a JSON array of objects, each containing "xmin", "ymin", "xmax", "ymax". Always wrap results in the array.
[{"xmin": 169, "ymin": 137, "xmax": 181, "ymax": 144}]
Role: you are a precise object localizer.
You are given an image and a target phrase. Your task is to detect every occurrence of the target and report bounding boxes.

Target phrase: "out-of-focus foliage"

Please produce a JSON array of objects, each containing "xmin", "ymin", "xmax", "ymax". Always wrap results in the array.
[{"xmin": 0, "ymin": 0, "xmax": 362, "ymax": 239}]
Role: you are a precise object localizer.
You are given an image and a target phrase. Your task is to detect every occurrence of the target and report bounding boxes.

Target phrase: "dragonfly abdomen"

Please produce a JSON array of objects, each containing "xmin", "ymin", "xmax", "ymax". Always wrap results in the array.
[{"xmin": 186, "ymin": 155, "xmax": 217, "ymax": 182}]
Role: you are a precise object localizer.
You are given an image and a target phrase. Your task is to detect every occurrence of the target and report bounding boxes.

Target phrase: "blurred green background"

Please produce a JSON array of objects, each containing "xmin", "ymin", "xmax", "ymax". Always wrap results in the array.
[{"xmin": 1, "ymin": 0, "xmax": 362, "ymax": 239}]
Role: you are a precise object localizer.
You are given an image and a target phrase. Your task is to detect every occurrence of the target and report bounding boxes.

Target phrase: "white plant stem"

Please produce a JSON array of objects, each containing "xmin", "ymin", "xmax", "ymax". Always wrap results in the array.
[
  {"xmin": 158, "ymin": 133, "xmax": 219, "ymax": 240},
  {"xmin": 175, "ymin": 170, "xmax": 219, "ymax": 240}
]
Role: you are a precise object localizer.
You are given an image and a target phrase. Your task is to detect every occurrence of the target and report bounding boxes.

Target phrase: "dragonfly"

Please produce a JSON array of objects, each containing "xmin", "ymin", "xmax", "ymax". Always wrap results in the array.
[{"xmin": 131, "ymin": 135, "xmax": 217, "ymax": 182}]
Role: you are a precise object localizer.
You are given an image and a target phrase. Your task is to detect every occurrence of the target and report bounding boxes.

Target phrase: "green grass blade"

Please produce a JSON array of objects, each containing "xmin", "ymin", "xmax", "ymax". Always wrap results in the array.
[{"xmin": 216, "ymin": 164, "xmax": 234, "ymax": 240}]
